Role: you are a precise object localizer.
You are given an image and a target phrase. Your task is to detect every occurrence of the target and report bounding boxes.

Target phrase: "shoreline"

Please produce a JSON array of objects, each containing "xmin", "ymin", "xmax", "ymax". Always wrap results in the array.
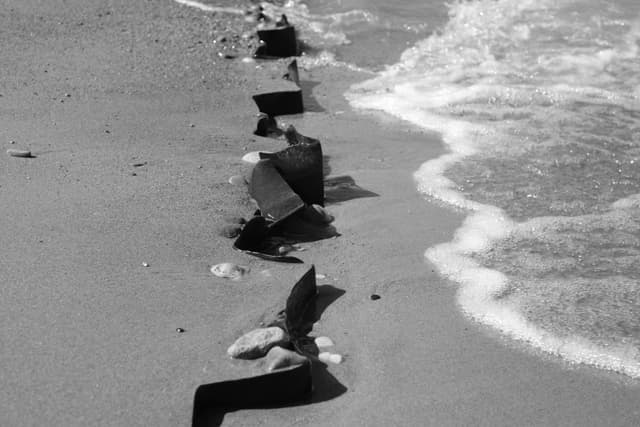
[{"xmin": 2, "ymin": 1, "xmax": 640, "ymax": 426}]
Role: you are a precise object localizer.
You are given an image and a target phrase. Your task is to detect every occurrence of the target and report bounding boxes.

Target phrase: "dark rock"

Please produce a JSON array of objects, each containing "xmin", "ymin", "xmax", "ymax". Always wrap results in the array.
[
  {"xmin": 252, "ymin": 80, "xmax": 302, "ymax": 116},
  {"xmin": 284, "ymin": 125, "xmax": 319, "ymax": 146},
  {"xmin": 370, "ymin": 294, "xmax": 381, "ymax": 301}
]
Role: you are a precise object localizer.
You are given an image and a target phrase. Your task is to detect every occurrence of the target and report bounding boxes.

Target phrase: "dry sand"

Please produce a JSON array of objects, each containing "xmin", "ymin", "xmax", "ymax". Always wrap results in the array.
[{"xmin": 1, "ymin": 1, "xmax": 639, "ymax": 426}]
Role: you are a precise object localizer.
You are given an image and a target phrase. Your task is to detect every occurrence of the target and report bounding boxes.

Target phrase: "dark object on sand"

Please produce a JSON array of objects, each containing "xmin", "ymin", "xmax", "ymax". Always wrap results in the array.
[
  {"xmin": 252, "ymin": 60, "xmax": 303, "ymax": 116},
  {"xmin": 254, "ymin": 114, "xmax": 283, "ymax": 138},
  {"xmin": 285, "ymin": 265, "xmax": 318, "ymax": 342},
  {"xmin": 259, "ymin": 140, "xmax": 324, "ymax": 207},
  {"xmin": 252, "ymin": 81, "xmax": 303, "ymax": 116},
  {"xmin": 233, "ymin": 216, "xmax": 303, "ymax": 263},
  {"xmin": 249, "ymin": 161, "xmax": 306, "ymax": 224},
  {"xmin": 176, "ymin": 328, "xmax": 186, "ymax": 333},
  {"xmin": 191, "ymin": 265, "xmax": 318, "ymax": 426},
  {"xmin": 254, "ymin": 14, "xmax": 298, "ymax": 58},
  {"xmin": 192, "ymin": 362, "xmax": 312, "ymax": 427},
  {"xmin": 370, "ymin": 294, "xmax": 381, "ymax": 301}
]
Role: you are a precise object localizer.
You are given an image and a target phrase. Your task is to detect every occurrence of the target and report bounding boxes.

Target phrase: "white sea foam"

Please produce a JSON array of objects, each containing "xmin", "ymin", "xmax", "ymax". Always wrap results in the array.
[
  {"xmin": 347, "ymin": 0, "xmax": 640, "ymax": 377},
  {"xmin": 173, "ymin": 0, "xmax": 244, "ymax": 15}
]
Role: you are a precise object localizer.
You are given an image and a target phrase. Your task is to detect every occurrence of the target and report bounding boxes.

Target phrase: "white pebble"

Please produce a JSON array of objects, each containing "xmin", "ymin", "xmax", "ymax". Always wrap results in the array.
[
  {"xmin": 314, "ymin": 336, "xmax": 334, "ymax": 348},
  {"xmin": 315, "ymin": 273, "xmax": 326, "ymax": 280},
  {"xmin": 142, "ymin": 262, "xmax": 149, "ymax": 267},
  {"xmin": 241, "ymin": 151, "xmax": 269, "ymax": 164},
  {"xmin": 242, "ymin": 57, "xmax": 255, "ymax": 64},
  {"xmin": 318, "ymin": 352, "xmax": 343, "ymax": 364}
]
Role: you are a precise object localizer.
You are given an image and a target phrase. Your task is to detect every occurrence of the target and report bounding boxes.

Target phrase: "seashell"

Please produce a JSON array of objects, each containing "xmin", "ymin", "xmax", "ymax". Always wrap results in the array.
[
  {"xmin": 210, "ymin": 263, "xmax": 248, "ymax": 280},
  {"xmin": 314, "ymin": 336, "xmax": 334, "ymax": 348}
]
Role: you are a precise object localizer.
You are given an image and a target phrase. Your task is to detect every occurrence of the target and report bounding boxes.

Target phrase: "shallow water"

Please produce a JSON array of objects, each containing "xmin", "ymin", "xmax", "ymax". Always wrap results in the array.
[{"xmin": 265, "ymin": 0, "xmax": 640, "ymax": 377}]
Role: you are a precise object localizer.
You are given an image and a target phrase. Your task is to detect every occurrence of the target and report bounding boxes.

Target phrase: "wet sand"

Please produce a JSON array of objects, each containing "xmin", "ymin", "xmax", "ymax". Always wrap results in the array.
[{"xmin": 1, "ymin": 1, "xmax": 639, "ymax": 426}]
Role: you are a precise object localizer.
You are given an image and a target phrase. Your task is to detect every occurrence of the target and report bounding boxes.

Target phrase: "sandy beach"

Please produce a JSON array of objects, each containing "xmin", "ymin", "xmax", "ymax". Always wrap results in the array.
[{"xmin": 2, "ymin": 1, "xmax": 640, "ymax": 426}]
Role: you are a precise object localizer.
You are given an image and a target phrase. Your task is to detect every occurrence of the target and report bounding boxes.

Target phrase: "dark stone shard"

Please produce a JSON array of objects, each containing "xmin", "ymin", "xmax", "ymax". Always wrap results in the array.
[
  {"xmin": 249, "ymin": 160, "xmax": 306, "ymax": 224},
  {"xmin": 254, "ymin": 114, "xmax": 283, "ymax": 138},
  {"xmin": 191, "ymin": 362, "xmax": 312, "ymax": 427},
  {"xmin": 282, "ymin": 60, "xmax": 300, "ymax": 86},
  {"xmin": 233, "ymin": 216, "xmax": 304, "ymax": 263},
  {"xmin": 370, "ymin": 294, "xmax": 381, "ymax": 301},
  {"xmin": 254, "ymin": 15, "xmax": 298, "ymax": 58},
  {"xmin": 284, "ymin": 125, "xmax": 319, "ymax": 146},
  {"xmin": 252, "ymin": 80, "xmax": 303, "ymax": 116},
  {"xmin": 285, "ymin": 265, "xmax": 318, "ymax": 341},
  {"xmin": 259, "ymin": 140, "xmax": 324, "ymax": 206},
  {"xmin": 219, "ymin": 224, "xmax": 242, "ymax": 238}
]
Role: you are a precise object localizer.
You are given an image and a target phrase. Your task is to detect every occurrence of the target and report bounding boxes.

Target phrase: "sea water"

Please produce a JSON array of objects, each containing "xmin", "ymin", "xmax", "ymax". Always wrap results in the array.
[{"xmin": 259, "ymin": 0, "xmax": 640, "ymax": 377}]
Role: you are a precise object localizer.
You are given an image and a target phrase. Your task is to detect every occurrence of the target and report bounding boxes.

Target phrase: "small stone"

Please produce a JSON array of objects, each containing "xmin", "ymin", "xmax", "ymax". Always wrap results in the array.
[
  {"xmin": 189, "ymin": 123, "xmax": 195, "ymax": 128},
  {"xmin": 220, "ymin": 224, "xmax": 242, "ymax": 238},
  {"xmin": 265, "ymin": 346, "xmax": 308, "ymax": 372},
  {"xmin": 7, "ymin": 149, "xmax": 32, "ymax": 158},
  {"xmin": 227, "ymin": 327, "xmax": 288, "ymax": 359},
  {"xmin": 9, "ymin": 140, "xmax": 15, "ymax": 144},
  {"xmin": 318, "ymin": 352, "xmax": 343, "ymax": 364},
  {"xmin": 277, "ymin": 244, "xmax": 295, "ymax": 255},
  {"xmin": 65, "ymin": 93, "xmax": 71, "ymax": 98},
  {"xmin": 228, "ymin": 175, "xmax": 247, "ymax": 186},
  {"xmin": 315, "ymin": 273, "xmax": 326, "ymax": 280},
  {"xmin": 370, "ymin": 294, "xmax": 381, "ymax": 301},
  {"xmin": 142, "ymin": 262, "xmax": 149, "ymax": 267},
  {"xmin": 176, "ymin": 328, "xmax": 185, "ymax": 333},
  {"xmin": 242, "ymin": 57, "xmax": 255, "ymax": 64},
  {"xmin": 131, "ymin": 162, "xmax": 147, "ymax": 167},
  {"xmin": 242, "ymin": 151, "xmax": 270, "ymax": 164},
  {"xmin": 210, "ymin": 263, "xmax": 248, "ymax": 280},
  {"xmin": 314, "ymin": 336, "xmax": 334, "ymax": 348}
]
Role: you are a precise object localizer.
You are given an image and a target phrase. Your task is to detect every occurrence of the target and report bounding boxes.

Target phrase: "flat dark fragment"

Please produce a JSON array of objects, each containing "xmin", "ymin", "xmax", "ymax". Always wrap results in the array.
[
  {"xmin": 249, "ymin": 160, "xmax": 305, "ymax": 224},
  {"xmin": 254, "ymin": 16, "xmax": 298, "ymax": 58},
  {"xmin": 192, "ymin": 361, "xmax": 312, "ymax": 427},
  {"xmin": 260, "ymin": 141, "xmax": 324, "ymax": 206},
  {"xmin": 252, "ymin": 88, "xmax": 303, "ymax": 116}
]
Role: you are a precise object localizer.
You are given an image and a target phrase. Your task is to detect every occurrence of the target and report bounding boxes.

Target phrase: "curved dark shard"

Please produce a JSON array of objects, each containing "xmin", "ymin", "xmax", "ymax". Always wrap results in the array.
[
  {"xmin": 285, "ymin": 265, "xmax": 318, "ymax": 342},
  {"xmin": 254, "ymin": 14, "xmax": 299, "ymax": 58},
  {"xmin": 259, "ymin": 141, "xmax": 324, "ymax": 207},
  {"xmin": 233, "ymin": 216, "xmax": 303, "ymax": 263},
  {"xmin": 191, "ymin": 361, "xmax": 312, "ymax": 427},
  {"xmin": 252, "ymin": 82, "xmax": 303, "ymax": 117},
  {"xmin": 254, "ymin": 114, "xmax": 283, "ymax": 138}
]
